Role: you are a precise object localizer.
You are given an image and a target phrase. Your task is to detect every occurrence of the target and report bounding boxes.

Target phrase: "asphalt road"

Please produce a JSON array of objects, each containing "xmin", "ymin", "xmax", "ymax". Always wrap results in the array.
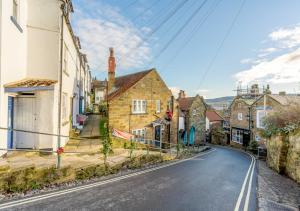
[{"xmin": 0, "ymin": 147, "xmax": 257, "ymax": 211}]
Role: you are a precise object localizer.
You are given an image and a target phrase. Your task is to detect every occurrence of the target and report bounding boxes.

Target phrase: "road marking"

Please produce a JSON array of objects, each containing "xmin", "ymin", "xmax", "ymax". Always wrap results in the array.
[
  {"xmin": 0, "ymin": 148, "xmax": 216, "ymax": 210},
  {"xmin": 243, "ymin": 154, "xmax": 256, "ymax": 211},
  {"xmin": 189, "ymin": 158, "xmax": 205, "ymax": 161},
  {"xmin": 234, "ymin": 153, "xmax": 254, "ymax": 211}
]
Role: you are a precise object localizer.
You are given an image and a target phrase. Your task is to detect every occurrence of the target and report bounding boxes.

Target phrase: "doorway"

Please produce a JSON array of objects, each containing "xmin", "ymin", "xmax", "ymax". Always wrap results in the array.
[
  {"xmin": 15, "ymin": 97, "xmax": 36, "ymax": 149},
  {"xmin": 154, "ymin": 125, "xmax": 161, "ymax": 147},
  {"xmin": 189, "ymin": 126, "xmax": 195, "ymax": 145},
  {"xmin": 7, "ymin": 96, "xmax": 14, "ymax": 149}
]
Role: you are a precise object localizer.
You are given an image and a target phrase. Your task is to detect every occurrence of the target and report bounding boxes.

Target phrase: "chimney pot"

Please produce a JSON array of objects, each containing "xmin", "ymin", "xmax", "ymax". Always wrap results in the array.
[{"xmin": 178, "ymin": 90, "xmax": 186, "ymax": 99}]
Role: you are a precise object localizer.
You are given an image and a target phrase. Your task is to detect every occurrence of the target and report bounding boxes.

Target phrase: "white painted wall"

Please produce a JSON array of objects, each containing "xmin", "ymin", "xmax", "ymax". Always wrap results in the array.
[
  {"xmin": 26, "ymin": 0, "xmax": 60, "ymax": 80},
  {"xmin": 0, "ymin": 0, "xmax": 91, "ymax": 155},
  {"xmin": 0, "ymin": 0, "xmax": 28, "ymax": 156},
  {"xmin": 179, "ymin": 117, "xmax": 185, "ymax": 130},
  {"xmin": 205, "ymin": 117, "xmax": 210, "ymax": 131},
  {"xmin": 95, "ymin": 88, "xmax": 104, "ymax": 104}
]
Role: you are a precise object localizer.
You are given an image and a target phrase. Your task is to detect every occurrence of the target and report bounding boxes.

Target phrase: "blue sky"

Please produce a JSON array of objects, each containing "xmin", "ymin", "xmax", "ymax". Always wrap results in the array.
[{"xmin": 72, "ymin": 0, "xmax": 300, "ymax": 98}]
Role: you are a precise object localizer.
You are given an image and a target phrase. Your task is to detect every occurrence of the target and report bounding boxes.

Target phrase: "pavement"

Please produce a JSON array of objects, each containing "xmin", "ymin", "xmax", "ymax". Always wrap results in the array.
[
  {"xmin": 0, "ymin": 147, "xmax": 257, "ymax": 211},
  {"xmin": 257, "ymin": 160, "xmax": 300, "ymax": 211},
  {"xmin": 79, "ymin": 114, "xmax": 101, "ymax": 138}
]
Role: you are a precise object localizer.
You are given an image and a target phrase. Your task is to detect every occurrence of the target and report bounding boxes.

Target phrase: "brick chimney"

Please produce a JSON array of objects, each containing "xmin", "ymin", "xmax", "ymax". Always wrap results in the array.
[
  {"xmin": 178, "ymin": 90, "xmax": 186, "ymax": 99},
  {"xmin": 108, "ymin": 47, "xmax": 116, "ymax": 92}
]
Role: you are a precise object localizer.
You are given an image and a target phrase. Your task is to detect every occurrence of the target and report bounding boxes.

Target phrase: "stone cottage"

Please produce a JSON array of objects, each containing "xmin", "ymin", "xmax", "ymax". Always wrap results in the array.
[
  {"xmin": 106, "ymin": 48, "xmax": 178, "ymax": 147},
  {"xmin": 229, "ymin": 97, "xmax": 256, "ymax": 148},
  {"xmin": 178, "ymin": 90, "xmax": 206, "ymax": 146}
]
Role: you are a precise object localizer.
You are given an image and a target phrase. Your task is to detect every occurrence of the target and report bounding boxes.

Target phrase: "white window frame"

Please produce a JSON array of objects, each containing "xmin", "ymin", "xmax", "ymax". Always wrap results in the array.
[
  {"xmin": 156, "ymin": 100, "xmax": 161, "ymax": 113},
  {"xmin": 233, "ymin": 129, "xmax": 243, "ymax": 144},
  {"xmin": 62, "ymin": 93, "xmax": 68, "ymax": 122},
  {"xmin": 238, "ymin": 113, "xmax": 243, "ymax": 121},
  {"xmin": 132, "ymin": 100, "xmax": 147, "ymax": 114},
  {"xmin": 257, "ymin": 110, "xmax": 267, "ymax": 129},
  {"xmin": 132, "ymin": 128, "xmax": 146, "ymax": 142}
]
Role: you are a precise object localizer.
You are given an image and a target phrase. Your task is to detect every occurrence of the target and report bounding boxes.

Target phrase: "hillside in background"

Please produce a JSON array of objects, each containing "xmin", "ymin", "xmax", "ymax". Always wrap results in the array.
[
  {"xmin": 205, "ymin": 96, "xmax": 234, "ymax": 111},
  {"xmin": 205, "ymin": 96, "xmax": 234, "ymax": 104}
]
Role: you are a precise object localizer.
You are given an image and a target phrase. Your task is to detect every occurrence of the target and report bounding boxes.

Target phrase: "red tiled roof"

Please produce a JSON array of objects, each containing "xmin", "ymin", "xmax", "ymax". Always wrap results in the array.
[
  {"xmin": 206, "ymin": 110, "xmax": 223, "ymax": 122},
  {"xmin": 107, "ymin": 69, "xmax": 153, "ymax": 101},
  {"xmin": 178, "ymin": 97, "xmax": 195, "ymax": 111}
]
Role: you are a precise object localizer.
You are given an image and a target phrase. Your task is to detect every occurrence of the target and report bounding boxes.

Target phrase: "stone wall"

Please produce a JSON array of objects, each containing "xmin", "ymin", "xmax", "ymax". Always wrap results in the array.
[
  {"xmin": 230, "ymin": 98, "xmax": 251, "ymax": 130},
  {"xmin": 266, "ymin": 131, "xmax": 300, "ymax": 183},
  {"xmin": 187, "ymin": 95, "xmax": 206, "ymax": 144},
  {"xmin": 285, "ymin": 131, "xmax": 300, "ymax": 183}
]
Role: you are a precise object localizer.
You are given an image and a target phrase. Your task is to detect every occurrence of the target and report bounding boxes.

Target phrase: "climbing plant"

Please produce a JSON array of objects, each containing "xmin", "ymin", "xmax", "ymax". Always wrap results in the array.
[{"xmin": 262, "ymin": 104, "xmax": 300, "ymax": 138}]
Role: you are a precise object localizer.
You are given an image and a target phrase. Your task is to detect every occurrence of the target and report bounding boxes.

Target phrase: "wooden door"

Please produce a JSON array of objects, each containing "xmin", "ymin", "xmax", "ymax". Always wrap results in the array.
[{"xmin": 15, "ymin": 97, "xmax": 36, "ymax": 148}]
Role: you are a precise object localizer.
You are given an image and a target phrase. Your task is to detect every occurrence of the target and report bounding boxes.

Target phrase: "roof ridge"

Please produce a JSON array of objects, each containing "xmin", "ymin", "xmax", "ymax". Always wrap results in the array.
[{"xmin": 115, "ymin": 69, "xmax": 154, "ymax": 80}]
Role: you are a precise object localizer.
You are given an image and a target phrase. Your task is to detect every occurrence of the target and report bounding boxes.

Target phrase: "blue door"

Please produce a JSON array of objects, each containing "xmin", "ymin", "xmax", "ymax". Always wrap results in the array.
[
  {"xmin": 7, "ymin": 97, "xmax": 14, "ymax": 149},
  {"xmin": 189, "ymin": 127, "xmax": 195, "ymax": 145}
]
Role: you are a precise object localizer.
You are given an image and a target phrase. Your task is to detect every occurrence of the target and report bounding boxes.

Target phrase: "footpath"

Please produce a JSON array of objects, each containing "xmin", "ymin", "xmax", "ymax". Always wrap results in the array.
[{"xmin": 257, "ymin": 160, "xmax": 300, "ymax": 211}]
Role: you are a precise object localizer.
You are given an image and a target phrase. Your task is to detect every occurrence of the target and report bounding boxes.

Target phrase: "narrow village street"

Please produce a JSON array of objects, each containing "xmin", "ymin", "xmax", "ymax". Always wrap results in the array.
[
  {"xmin": 0, "ymin": 147, "xmax": 257, "ymax": 211},
  {"xmin": 0, "ymin": 1, "xmax": 300, "ymax": 210}
]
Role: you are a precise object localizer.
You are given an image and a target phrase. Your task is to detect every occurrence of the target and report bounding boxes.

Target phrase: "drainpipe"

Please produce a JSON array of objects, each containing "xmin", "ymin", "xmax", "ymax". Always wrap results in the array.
[{"xmin": 57, "ymin": 1, "xmax": 65, "ymax": 169}]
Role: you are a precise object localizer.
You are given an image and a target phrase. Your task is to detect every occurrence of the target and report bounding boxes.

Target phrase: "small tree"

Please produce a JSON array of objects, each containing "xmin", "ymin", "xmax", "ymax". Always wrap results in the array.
[
  {"xmin": 129, "ymin": 139, "xmax": 136, "ymax": 159},
  {"xmin": 99, "ymin": 118, "xmax": 112, "ymax": 166},
  {"xmin": 102, "ymin": 136, "xmax": 112, "ymax": 165}
]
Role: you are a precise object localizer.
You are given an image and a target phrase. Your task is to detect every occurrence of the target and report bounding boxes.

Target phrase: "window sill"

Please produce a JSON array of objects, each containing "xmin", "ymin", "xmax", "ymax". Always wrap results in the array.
[
  {"xmin": 131, "ymin": 113, "xmax": 148, "ymax": 115},
  {"xmin": 10, "ymin": 16, "xmax": 23, "ymax": 33}
]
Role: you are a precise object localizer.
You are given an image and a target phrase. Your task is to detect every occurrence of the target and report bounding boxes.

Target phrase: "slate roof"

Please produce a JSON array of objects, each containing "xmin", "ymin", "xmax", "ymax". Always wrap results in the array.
[
  {"xmin": 206, "ymin": 110, "xmax": 223, "ymax": 122},
  {"xmin": 178, "ymin": 97, "xmax": 195, "ymax": 111},
  {"xmin": 107, "ymin": 69, "xmax": 153, "ymax": 101},
  {"xmin": 269, "ymin": 94, "xmax": 300, "ymax": 105},
  {"xmin": 92, "ymin": 80, "xmax": 107, "ymax": 89}
]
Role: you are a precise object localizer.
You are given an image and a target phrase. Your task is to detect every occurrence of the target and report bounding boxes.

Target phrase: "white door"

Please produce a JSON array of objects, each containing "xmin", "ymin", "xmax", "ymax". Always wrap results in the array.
[{"xmin": 15, "ymin": 97, "xmax": 36, "ymax": 148}]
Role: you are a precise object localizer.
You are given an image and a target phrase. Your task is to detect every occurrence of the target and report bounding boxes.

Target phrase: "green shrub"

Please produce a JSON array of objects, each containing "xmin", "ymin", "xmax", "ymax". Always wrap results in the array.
[
  {"xmin": 247, "ymin": 140, "xmax": 258, "ymax": 153},
  {"xmin": 262, "ymin": 104, "xmax": 300, "ymax": 137}
]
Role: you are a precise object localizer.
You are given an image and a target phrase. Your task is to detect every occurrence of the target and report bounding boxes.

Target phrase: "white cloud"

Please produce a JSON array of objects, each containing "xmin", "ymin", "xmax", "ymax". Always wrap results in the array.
[
  {"xmin": 269, "ymin": 24, "xmax": 300, "ymax": 48},
  {"xmin": 258, "ymin": 47, "xmax": 278, "ymax": 58},
  {"xmin": 235, "ymin": 23, "xmax": 300, "ymax": 93},
  {"xmin": 169, "ymin": 87, "xmax": 181, "ymax": 98},
  {"xmin": 240, "ymin": 58, "xmax": 253, "ymax": 64},
  {"xmin": 234, "ymin": 48, "xmax": 300, "ymax": 85},
  {"xmin": 72, "ymin": 1, "xmax": 151, "ymax": 74},
  {"xmin": 195, "ymin": 89, "xmax": 210, "ymax": 99}
]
